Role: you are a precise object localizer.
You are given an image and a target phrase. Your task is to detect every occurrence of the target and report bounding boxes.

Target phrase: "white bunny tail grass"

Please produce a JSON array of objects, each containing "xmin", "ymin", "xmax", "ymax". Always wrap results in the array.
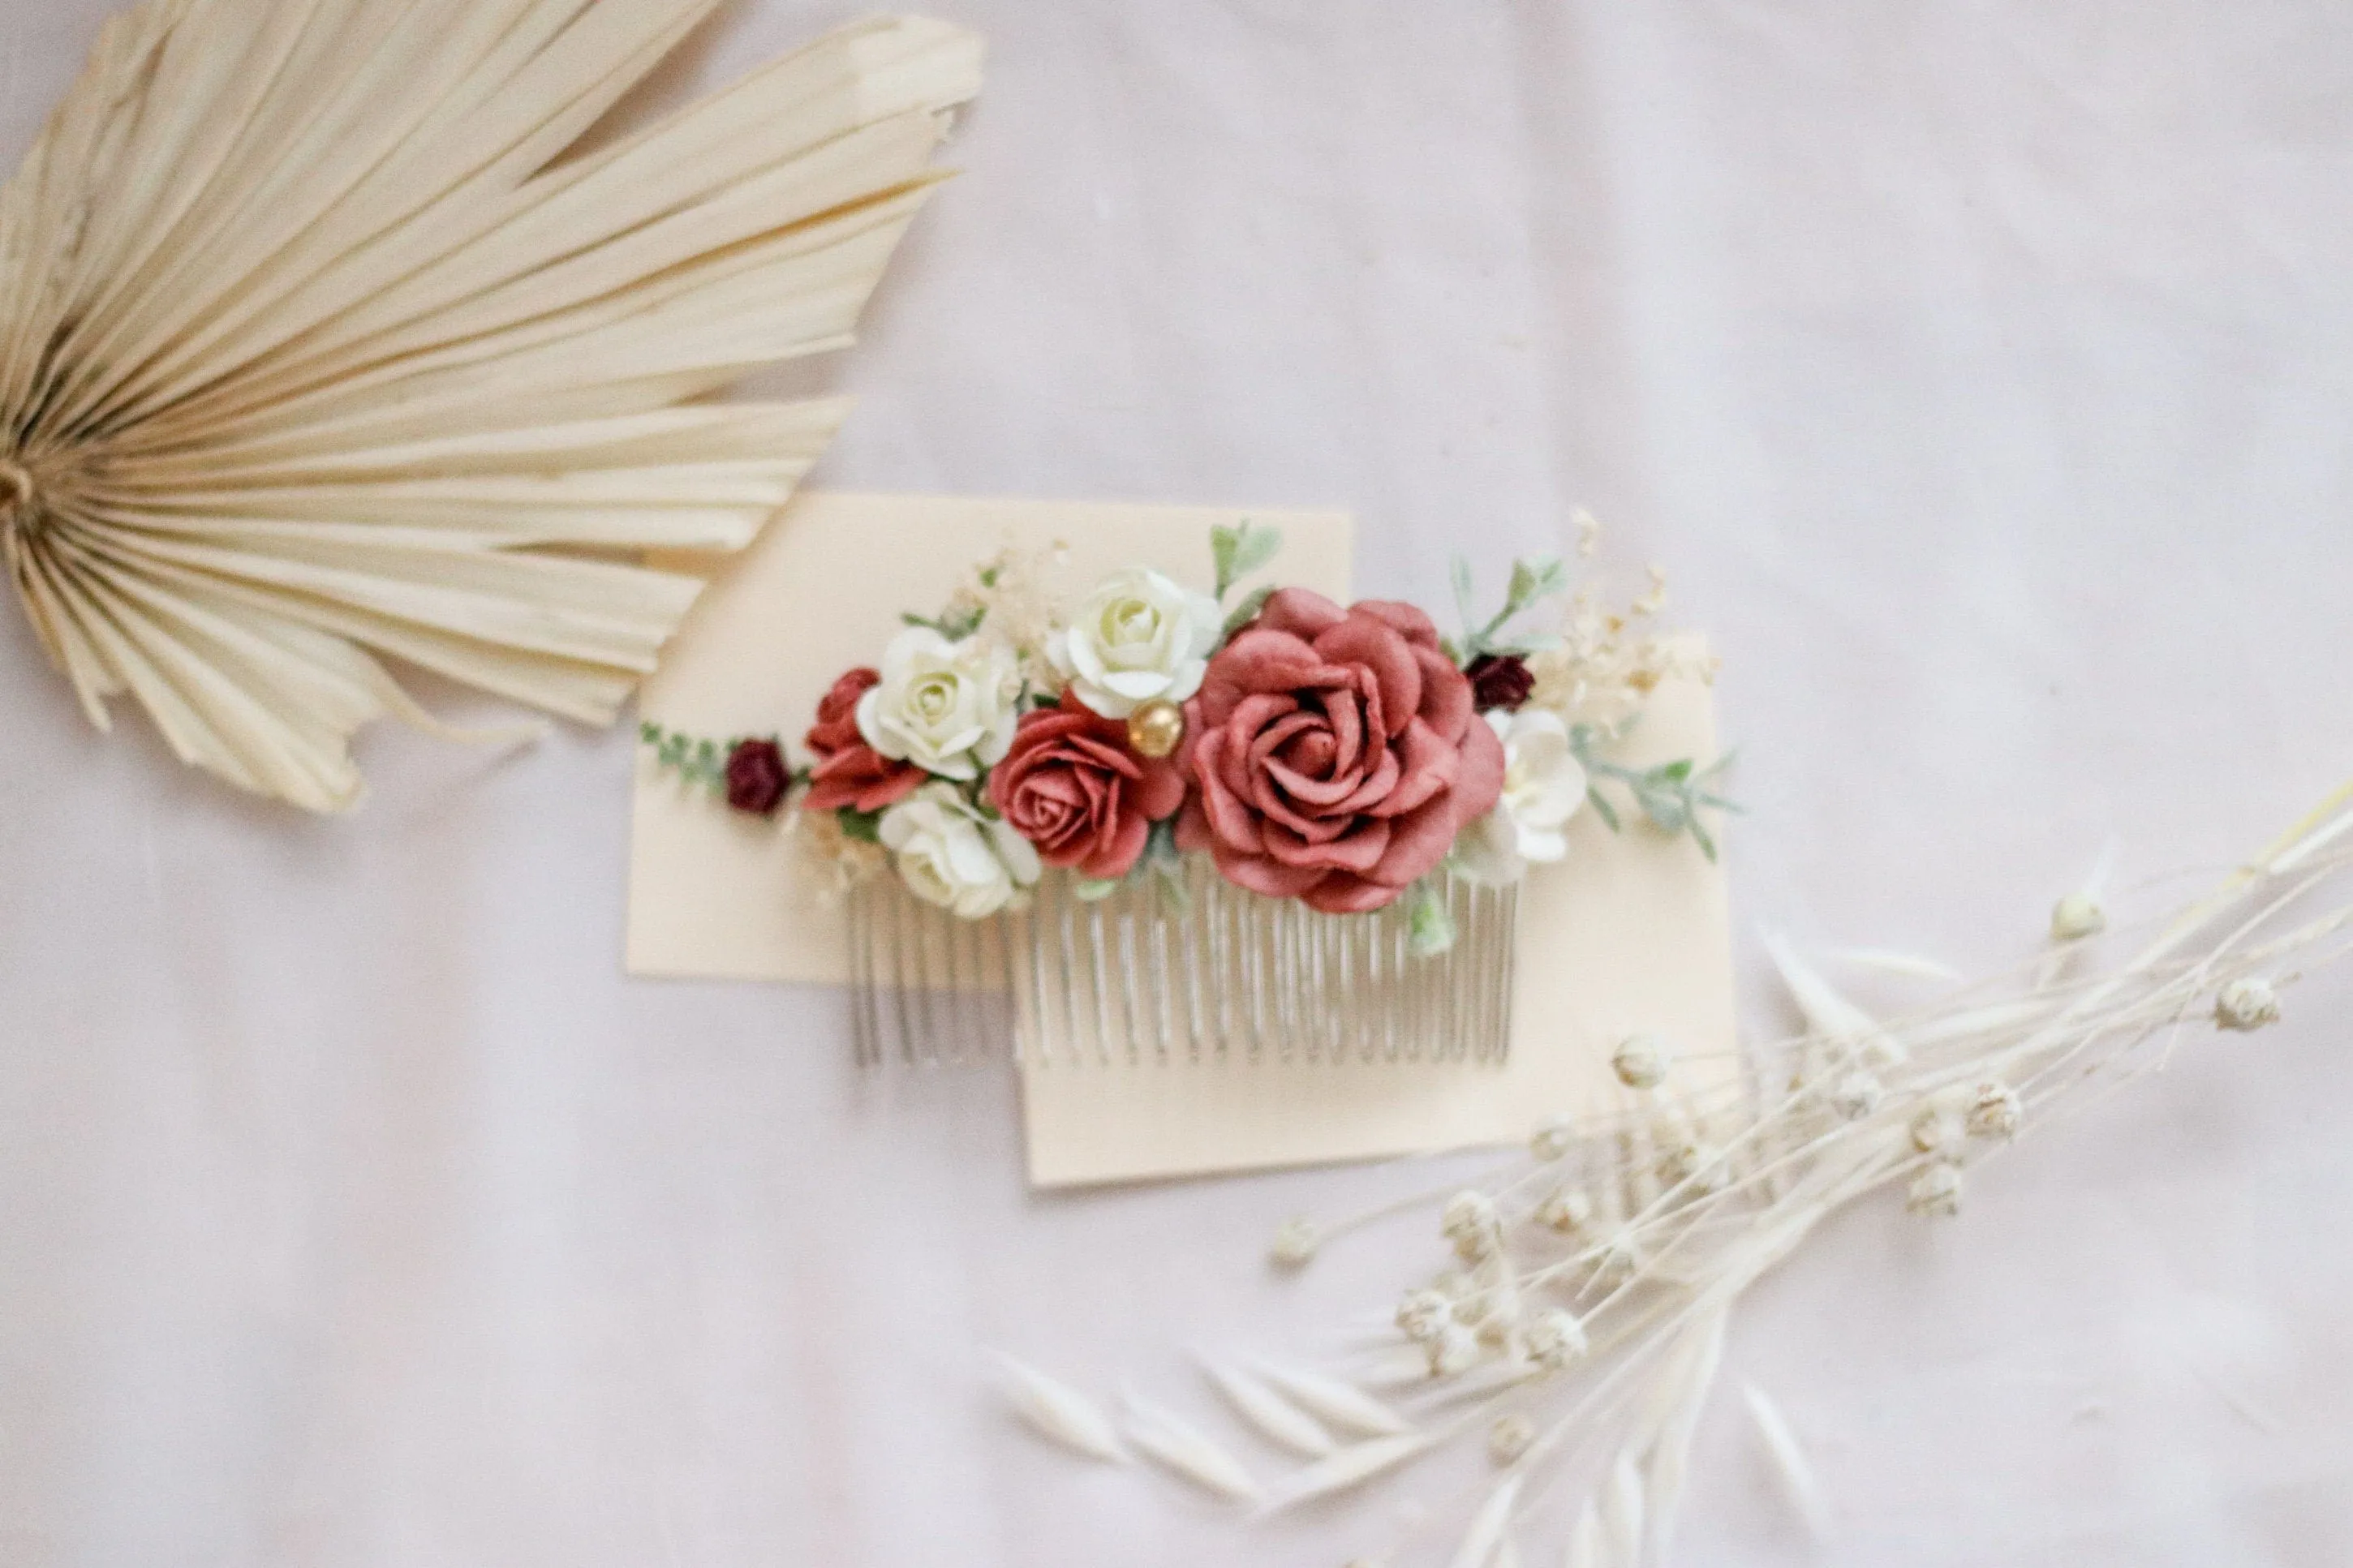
[
  {"xmin": 1009, "ymin": 781, "xmax": 2353, "ymax": 1565},
  {"xmin": 0, "ymin": 0, "xmax": 980, "ymax": 810},
  {"xmin": 1740, "ymin": 1381, "xmax": 1829, "ymax": 1538},
  {"xmin": 1118, "ymin": 1388, "xmax": 1263, "ymax": 1505}
]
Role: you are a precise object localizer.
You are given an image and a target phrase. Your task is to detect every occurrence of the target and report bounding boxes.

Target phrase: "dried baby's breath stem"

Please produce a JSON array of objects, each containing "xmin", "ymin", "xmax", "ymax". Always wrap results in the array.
[{"xmin": 1018, "ymin": 782, "xmax": 2353, "ymax": 1566}]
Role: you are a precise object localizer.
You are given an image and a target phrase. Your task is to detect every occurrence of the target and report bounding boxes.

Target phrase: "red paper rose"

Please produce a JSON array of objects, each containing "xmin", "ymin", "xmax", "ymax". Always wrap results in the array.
[
  {"xmin": 988, "ymin": 696, "xmax": 1186, "ymax": 879},
  {"xmin": 802, "ymin": 668, "xmax": 922, "ymax": 814},
  {"xmin": 1175, "ymin": 589, "xmax": 1506, "ymax": 913}
]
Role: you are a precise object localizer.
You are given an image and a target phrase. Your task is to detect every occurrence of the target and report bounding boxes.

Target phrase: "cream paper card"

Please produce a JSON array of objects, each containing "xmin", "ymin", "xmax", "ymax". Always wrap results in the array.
[{"xmin": 626, "ymin": 492, "xmax": 1736, "ymax": 1187}]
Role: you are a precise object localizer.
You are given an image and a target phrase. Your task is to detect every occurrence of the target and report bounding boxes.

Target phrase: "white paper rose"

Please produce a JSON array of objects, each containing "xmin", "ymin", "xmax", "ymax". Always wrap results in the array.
[
  {"xmin": 880, "ymin": 783, "xmax": 1042, "ymax": 917},
  {"xmin": 1047, "ymin": 567, "xmax": 1224, "ymax": 719},
  {"xmin": 1452, "ymin": 708, "xmax": 1587, "ymax": 887},
  {"xmin": 856, "ymin": 625, "xmax": 1022, "ymax": 780}
]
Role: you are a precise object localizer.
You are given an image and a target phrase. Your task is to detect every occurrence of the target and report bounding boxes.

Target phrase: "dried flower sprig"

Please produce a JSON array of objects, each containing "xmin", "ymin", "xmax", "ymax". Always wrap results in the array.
[{"xmin": 996, "ymin": 779, "xmax": 2353, "ymax": 1564}]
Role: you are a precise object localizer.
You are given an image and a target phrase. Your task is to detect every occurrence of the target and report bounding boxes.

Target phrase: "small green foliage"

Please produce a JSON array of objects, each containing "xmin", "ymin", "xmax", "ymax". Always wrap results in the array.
[
  {"xmin": 1073, "ymin": 877, "xmax": 1123, "ymax": 901},
  {"xmin": 902, "ymin": 603, "xmax": 987, "ymax": 641},
  {"xmin": 1211, "ymin": 519, "xmax": 1284, "ymax": 601},
  {"xmin": 640, "ymin": 720, "xmax": 740, "ymax": 793},
  {"xmin": 1405, "ymin": 879, "xmax": 1458, "ymax": 958},
  {"xmin": 837, "ymin": 807, "xmax": 884, "ymax": 844},
  {"xmin": 1220, "ymin": 583, "xmax": 1276, "ymax": 644},
  {"xmin": 1568, "ymin": 724, "xmax": 1739, "ymax": 863},
  {"xmin": 1453, "ymin": 552, "xmax": 1573, "ymax": 662}
]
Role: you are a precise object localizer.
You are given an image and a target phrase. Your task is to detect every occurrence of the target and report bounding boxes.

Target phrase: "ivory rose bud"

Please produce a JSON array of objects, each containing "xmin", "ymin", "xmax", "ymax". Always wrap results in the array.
[
  {"xmin": 856, "ymin": 626, "xmax": 1022, "ymax": 781},
  {"xmin": 1049, "ymin": 567, "xmax": 1223, "ymax": 720}
]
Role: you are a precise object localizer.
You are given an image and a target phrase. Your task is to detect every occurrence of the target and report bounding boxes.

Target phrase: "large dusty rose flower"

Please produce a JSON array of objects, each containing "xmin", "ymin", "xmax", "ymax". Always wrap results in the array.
[
  {"xmin": 988, "ymin": 696, "xmax": 1187, "ymax": 879},
  {"xmin": 802, "ymin": 668, "xmax": 922, "ymax": 814},
  {"xmin": 1175, "ymin": 589, "xmax": 1507, "ymax": 912}
]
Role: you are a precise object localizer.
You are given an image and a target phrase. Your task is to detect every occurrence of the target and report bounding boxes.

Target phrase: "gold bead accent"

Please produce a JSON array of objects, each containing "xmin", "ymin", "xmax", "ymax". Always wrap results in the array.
[{"xmin": 1126, "ymin": 698, "xmax": 1185, "ymax": 758}]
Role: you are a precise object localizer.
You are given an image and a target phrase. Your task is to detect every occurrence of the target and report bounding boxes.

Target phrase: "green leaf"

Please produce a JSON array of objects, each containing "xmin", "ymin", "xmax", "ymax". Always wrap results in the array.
[
  {"xmin": 1655, "ymin": 758, "xmax": 1694, "ymax": 784},
  {"xmin": 1406, "ymin": 880, "xmax": 1458, "ymax": 958},
  {"xmin": 936, "ymin": 604, "xmax": 986, "ymax": 641},
  {"xmin": 900, "ymin": 611, "xmax": 936, "ymax": 629},
  {"xmin": 1585, "ymin": 785, "xmax": 1622, "ymax": 834},
  {"xmin": 837, "ymin": 809, "xmax": 884, "ymax": 844},
  {"xmin": 1220, "ymin": 583, "xmax": 1275, "ymax": 643},
  {"xmin": 1504, "ymin": 555, "xmax": 1568, "ymax": 614},
  {"xmin": 1073, "ymin": 877, "xmax": 1123, "ymax": 902},
  {"xmin": 1212, "ymin": 520, "xmax": 1284, "ymax": 599},
  {"xmin": 1450, "ymin": 556, "xmax": 1477, "ymax": 640}
]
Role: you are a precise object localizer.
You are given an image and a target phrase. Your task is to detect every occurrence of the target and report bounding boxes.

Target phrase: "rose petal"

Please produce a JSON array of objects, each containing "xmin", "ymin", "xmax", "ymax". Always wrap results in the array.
[
  {"xmin": 1410, "ymin": 643, "xmax": 1473, "ymax": 741},
  {"xmin": 1196, "ymin": 629, "xmax": 1323, "ymax": 722},
  {"xmin": 1452, "ymin": 707, "xmax": 1508, "ymax": 825},
  {"xmin": 1314, "ymin": 614, "xmax": 1421, "ymax": 737},
  {"xmin": 1193, "ymin": 731, "xmax": 1264, "ymax": 853},
  {"xmin": 1352, "ymin": 599, "xmax": 1441, "ymax": 650},
  {"xmin": 1367, "ymin": 795, "xmax": 1460, "ymax": 887},
  {"xmin": 1257, "ymin": 586, "xmax": 1348, "ymax": 641},
  {"xmin": 1081, "ymin": 812, "xmax": 1151, "ymax": 880},
  {"xmin": 1210, "ymin": 841, "xmax": 1329, "ymax": 900},
  {"xmin": 1369, "ymin": 716, "xmax": 1460, "ymax": 818},
  {"xmin": 1263, "ymin": 816, "xmax": 1390, "ymax": 874},
  {"xmin": 1304, "ymin": 874, "xmax": 1407, "ymax": 914},
  {"xmin": 1131, "ymin": 758, "xmax": 1187, "ymax": 822}
]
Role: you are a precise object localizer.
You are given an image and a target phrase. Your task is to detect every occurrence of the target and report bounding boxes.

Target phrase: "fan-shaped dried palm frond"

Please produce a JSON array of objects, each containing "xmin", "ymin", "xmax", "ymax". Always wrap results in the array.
[{"xmin": 0, "ymin": 0, "xmax": 982, "ymax": 810}]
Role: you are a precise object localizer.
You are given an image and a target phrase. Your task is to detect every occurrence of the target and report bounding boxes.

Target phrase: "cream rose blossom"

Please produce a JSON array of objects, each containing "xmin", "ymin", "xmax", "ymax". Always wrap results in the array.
[
  {"xmin": 1452, "ymin": 708, "xmax": 1587, "ymax": 887},
  {"xmin": 856, "ymin": 625, "xmax": 1022, "ymax": 780},
  {"xmin": 879, "ymin": 783, "xmax": 1041, "ymax": 917},
  {"xmin": 1048, "ymin": 567, "xmax": 1223, "ymax": 720}
]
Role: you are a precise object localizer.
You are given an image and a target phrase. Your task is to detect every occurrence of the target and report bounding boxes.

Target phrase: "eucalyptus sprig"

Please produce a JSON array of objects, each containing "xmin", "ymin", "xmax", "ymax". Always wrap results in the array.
[
  {"xmin": 639, "ymin": 720, "xmax": 742, "ymax": 794},
  {"xmin": 1448, "ymin": 553, "xmax": 1571, "ymax": 664},
  {"xmin": 1569, "ymin": 723, "xmax": 1739, "ymax": 861}
]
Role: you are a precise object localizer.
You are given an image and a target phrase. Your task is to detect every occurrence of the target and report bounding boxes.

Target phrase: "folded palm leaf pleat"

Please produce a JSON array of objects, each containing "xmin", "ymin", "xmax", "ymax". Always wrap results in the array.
[{"xmin": 0, "ymin": 0, "xmax": 983, "ymax": 810}]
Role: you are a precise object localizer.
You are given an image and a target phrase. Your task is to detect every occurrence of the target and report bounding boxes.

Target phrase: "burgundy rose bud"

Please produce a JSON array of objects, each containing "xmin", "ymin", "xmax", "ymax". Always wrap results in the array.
[
  {"xmin": 1174, "ymin": 588, "xmax": 1508, "ymax": 913},
  {"xmin": 802, "ymin": 667, "xmax": 923, "ymax": 814},
  {"xmin": 724, "ymin": 737, "xmax": 790, "ymax": 816},
  {"xmin": 1465, "ymin": 653, "xmax": 1535, "ymax": 711}
]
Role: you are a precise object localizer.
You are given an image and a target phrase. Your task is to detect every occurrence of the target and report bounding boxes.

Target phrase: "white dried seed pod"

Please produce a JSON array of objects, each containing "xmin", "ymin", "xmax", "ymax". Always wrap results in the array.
[
  {"xmin": 1529, "ymin": 1118, "xmax": 1577, "ymax": 1162},
  {"xmin": 2215, "ymin": 977, "xmax": 2281, "ymax": 1032},
  {"xmin": 1268, "ymin": 1216, "xmax": 1321, "ymax": 1267},
  {"xmin": 1486, "ymin": 1414, "xmax": 1538, "ymax": 1466},
  {"xmin": 1594, "ymin": 1227, "xmax": 1644, "ymax": 1288},
  {"xmin": 1441, "ymin": 1190, "xmax": 1504, "ymax": 1262},
  {"xmin": 1396, "ymin": 1289, "xmax": 1452, "ymax": 1344},
  {"xmin": 2050, "ymin": 891, "xmax": 2108, "ymax": 941},
  {"xmin": 1427, "ymin": 1322, "xmax": 1482, "ymax": 1378},
  {"xmin": 1612, "ymin": 1033, "xmax": 1671, "ymax": 1089},
  {"xmin": 1535, "ymin": 1184, "xmax": 1594, "ymax": 1234},
  {"xmin": 1656, "ymin": 1135, "xmax": 1727, "ymax": 1192},
  {"xmin": 1909, "ymin": 1104, "xmax": 1964, "ymax": 1155},
  {"xmin": 1907, "ymin": 1162, "xmax": 1964, "ymax": 1217},
  {"xmin": 1966, "ymin": 1080, "xmax": 2024, "ymax": 1141},
  {"xmin": 1524, "ymin": 1308, "xmax": 1589, "ymax": 1371},
  {"xmin": 1830, "ymin": 1069, "xmax": 1884, "ymax": 1121}
]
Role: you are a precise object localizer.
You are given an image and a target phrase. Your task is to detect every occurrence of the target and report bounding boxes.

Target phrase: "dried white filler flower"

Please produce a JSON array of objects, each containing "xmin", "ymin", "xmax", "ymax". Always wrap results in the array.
[
  {"xmin": 1441, "ymin": 1191, "xmax": 1504, "ymax": 1262},
  {"xmin": 1524, "ymin": 1308, "xmax": 1589, "ymax": 1372},
  {"xmin": 1529, "ymin": 1118, "xmax": 1577, "ymax": 1162},
  {"xmin": 1428, "ymin": 1322, "xmax": 1482, "ymax": 1378},
  {"xmin": 1612, "ymin": 1032, "xmax": 1670, "ymax": 1090},
  {"xmin": 2215, "ymin": 977, "xmax": 2281, "ymax": 1032},
  {"xmin": 1535, "ymin": 1184, "xmax": 1593, "ymax": 1234},
  {"xmin": 1396, "ymin": 1289, "xmax": 1452, "ymax": 1344},
  {"xmin": 1966, "ymin": 1080, "xmax": 2024, "ymax": 1141},
  {"xmin": 1268, "ymin": 1216, "xmax": 1321, "ymax": 1267},
  {"xmin": 1830, "ymin": 1069, "xmax": 1884, "ymax": 1121},
  {"xmin": 1485, "ymin": 1414, "xmax": 1537, "ymax": 1466},
  {"xmin": 1909, "ymin": 1103, "xmax": 1964, "ymax": 1155},
  {"xmin": 2050, "ymin": 891, "xmax": 2108, "ymax": 941},
  {"xmin": 1907, "ymin": 1162, "xmax": 1964, "ymax": 1217}
]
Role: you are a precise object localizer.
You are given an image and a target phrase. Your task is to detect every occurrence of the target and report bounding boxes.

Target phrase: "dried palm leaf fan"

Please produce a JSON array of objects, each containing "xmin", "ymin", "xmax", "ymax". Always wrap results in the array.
[{"xmin": 0, "ymin": 0, "xmax": 982, "ymax": 811}]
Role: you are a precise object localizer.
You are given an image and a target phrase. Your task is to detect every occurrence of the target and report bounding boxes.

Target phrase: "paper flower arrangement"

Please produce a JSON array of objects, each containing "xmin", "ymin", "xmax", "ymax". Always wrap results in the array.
[{"xmin": 644, "ymin": 522, "xmax": 1731, "ymax": 949}]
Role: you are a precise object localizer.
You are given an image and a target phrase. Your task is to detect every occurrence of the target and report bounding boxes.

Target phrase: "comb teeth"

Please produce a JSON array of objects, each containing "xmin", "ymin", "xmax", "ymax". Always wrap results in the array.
[{"xmin": 847, "ymin": 861, "xmax": 1517, "ymax": 1068}]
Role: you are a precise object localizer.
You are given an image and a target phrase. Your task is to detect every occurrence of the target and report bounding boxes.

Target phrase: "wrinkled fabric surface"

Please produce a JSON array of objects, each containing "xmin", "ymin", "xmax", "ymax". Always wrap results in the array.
[{"xmin": 2, "ymin": 3, "xmax": 2350, "ymax": 1566}]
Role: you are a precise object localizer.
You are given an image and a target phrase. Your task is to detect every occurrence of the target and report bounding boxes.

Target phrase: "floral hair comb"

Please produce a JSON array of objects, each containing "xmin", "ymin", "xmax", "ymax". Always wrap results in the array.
[{"xmin": 643, "ymin": 520, "xmax": 1731, "ymax": 1067}]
